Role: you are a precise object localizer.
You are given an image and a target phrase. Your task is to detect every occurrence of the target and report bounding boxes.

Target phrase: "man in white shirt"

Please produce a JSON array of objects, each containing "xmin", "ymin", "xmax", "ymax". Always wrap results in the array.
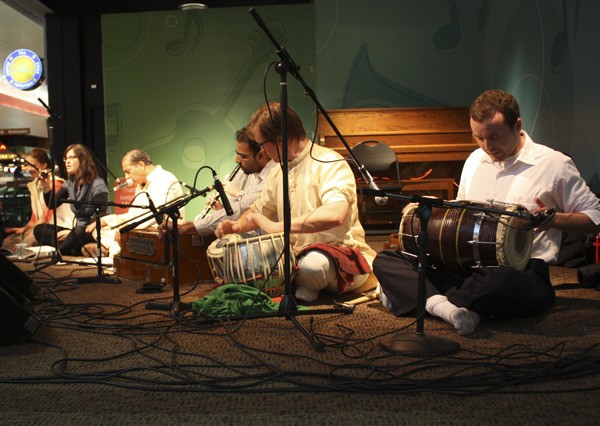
[
  {"xmin": 171, "ymin": 128, "xmax": 276, "ymax": 237},
  {"xmin": 216, "ymin": 103, "xmax": 376, "ymax": 302},
  {"xmin": 85, "ymin": 149, "xmax": 184, "ymax": 256},
  {"xmin": 374, "ymin": 89, "xmax": 600, "ymax": 335}
]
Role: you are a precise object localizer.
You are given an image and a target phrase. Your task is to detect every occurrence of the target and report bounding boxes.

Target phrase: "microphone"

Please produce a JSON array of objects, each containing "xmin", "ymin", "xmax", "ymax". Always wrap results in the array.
[
  {"xmin": 357, "ymin": 165, "xmax": 388, "ymax": 205},
  {"xmin": 212, "ymin": 173, "xmax": 234, "ymax": 216},
  {"xmin": 368, "ymin": 181, "xmax": 388, "ymax": 206},
  {"xmin": 113, "ymin": 178, "xmax": 133, "ymax": 191},
  {"xmin": 37, "ymin": 97, "xmax": 55, "ymax": 116},
  {"xmin": 179, "ymin": 181, "xmax": 199, "ymax": 194},
  {"xmin": 145, "ymin": 194, "xmax": 163, "ymax": 225}
]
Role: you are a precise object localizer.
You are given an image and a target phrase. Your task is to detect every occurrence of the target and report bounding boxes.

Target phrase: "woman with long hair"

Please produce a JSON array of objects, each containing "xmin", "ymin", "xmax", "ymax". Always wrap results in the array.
[{"xmin": 36, "ymin": 144, "xmax": 109, "ymax": 255}]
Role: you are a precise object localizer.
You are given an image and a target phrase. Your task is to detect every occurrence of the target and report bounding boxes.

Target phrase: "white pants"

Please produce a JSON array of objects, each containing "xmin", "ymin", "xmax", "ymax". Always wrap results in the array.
[{"xmin": 294, "ymin": 250, "xmax": 372, "ymax": 302}]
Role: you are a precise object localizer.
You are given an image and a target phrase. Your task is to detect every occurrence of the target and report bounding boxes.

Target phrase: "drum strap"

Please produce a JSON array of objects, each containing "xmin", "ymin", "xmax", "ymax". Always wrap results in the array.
[{"xmin": 299, "ymin": 244, "xmax": 372, "ymax": 293}]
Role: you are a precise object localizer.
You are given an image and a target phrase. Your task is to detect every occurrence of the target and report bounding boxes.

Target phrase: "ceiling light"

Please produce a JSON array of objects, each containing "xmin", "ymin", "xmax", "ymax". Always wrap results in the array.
[{"xmin": 179, "ymin": 3, "xmax": 207, "ymax": 10}]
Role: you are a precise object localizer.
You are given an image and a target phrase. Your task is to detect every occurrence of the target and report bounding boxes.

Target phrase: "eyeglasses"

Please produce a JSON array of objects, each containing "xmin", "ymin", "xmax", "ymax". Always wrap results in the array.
[
  {"xmin": 255, "ymin": 140, "xmax": 271, "ymax": 147},
  {"xmin": 63, "ymin": 155, "xmax": 78, "ymax": 162}
]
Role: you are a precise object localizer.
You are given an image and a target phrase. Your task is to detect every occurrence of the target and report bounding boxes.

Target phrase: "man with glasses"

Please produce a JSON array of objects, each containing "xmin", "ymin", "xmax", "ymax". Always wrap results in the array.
[
  {"xmin": 216, "ymin": 103, "xmax": 376, "ymax": 302},
  {"xmin": 169, "ymin": 127, "xmax": 276, "ymax": 237}
]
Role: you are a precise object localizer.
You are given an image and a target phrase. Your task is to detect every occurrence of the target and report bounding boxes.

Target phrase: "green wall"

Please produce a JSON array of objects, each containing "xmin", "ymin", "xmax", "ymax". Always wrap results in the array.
[
  {"xmin": 102, "ymin": 5, "xmax": 315, "ymax": 218},
  {"xmin": 103, "ymin": 0, "xmax": 600, "ymax": 220}
]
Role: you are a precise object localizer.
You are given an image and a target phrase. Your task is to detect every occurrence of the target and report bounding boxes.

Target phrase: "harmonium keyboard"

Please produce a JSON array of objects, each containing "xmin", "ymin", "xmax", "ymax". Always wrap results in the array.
[{"xmin": 113, "ymin": 230, "xmax": 216, "ymax": 285}]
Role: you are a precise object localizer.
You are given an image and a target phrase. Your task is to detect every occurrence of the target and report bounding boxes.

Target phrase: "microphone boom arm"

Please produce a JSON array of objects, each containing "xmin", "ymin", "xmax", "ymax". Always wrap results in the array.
[
  {"xmin": 118, "ymin": 186, "xmax": 211, "ymax": 234},
  {"xmin": 249, "ymin": 7, "xmax": 389, "ymax": 205}
]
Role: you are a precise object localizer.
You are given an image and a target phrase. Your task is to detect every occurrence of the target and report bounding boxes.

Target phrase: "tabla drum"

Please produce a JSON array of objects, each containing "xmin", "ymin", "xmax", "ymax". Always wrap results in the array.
[
  {"xmin": 398, "ymin": 200, "xmax": 533, "ymax": 275},
  {"xmin": 206, "ymin": 236, "xmax": 231, "ymax": 285},
  {"xmin": 222, "ymin": 232, "xmax": 296, "ymax": 297}
]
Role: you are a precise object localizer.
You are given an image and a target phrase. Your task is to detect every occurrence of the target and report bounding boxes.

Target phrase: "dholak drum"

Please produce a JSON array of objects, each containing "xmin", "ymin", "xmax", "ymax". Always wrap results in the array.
[
  {"xmin": 399, "ymin": 200, "xmax": 533, "ymax": 275},
  {"xmin": 215, "ymin": 232, "xmax": 296, "ymax": 297}
]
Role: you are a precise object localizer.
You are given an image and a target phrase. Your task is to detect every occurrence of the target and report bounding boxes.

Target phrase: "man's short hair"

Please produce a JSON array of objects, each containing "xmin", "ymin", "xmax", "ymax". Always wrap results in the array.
[
  {"xmin": 247, "ymin": 102, "xmax": 306, "ymax": 144},
  {"xmin": 122, "ymin": 149, "xmax": 152, "ymax": 166},
  {"xmin": 470, "ymin": 89, "xmax": 521, "ymax": 130},
  {"xmin": 236, "ymin": 127, "xmax": 261, "ymax": 155}
]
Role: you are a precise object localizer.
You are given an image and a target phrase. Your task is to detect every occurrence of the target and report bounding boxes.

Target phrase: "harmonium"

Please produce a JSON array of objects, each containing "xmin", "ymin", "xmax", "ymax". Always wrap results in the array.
[{"xmin": 113, "ymin": 230, "xmax": 216, "ymax": 284}]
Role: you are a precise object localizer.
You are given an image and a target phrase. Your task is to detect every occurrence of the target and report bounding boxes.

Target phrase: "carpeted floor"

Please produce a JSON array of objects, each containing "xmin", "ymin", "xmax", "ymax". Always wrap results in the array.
[{"xmin": 1, "ymin": 235, "xmax": 600, "ymax": 425}]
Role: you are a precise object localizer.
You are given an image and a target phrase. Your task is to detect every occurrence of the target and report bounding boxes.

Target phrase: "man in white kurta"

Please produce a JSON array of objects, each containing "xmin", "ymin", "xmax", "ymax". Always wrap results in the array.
[
  {"xmin": 86, "ymin": 149, "xmax": 184, "ymax": 256},
  {"xmin": 217, "ymin": 103, "xmax": 376, "ymax": 302}
]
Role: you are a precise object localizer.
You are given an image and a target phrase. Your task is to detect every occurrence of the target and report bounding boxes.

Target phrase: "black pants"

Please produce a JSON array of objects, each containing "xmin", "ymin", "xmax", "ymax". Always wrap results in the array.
[
  {"xmin": 373, "ymin": 249, "xmax": 555, "ymax": 318},
  {"xmin": 34, "ymin": 224, "xmax": 94, "ymax": 256},
  {"xmin": 33, "ymin": 223, "xmax": 69, "ymax": 247}
]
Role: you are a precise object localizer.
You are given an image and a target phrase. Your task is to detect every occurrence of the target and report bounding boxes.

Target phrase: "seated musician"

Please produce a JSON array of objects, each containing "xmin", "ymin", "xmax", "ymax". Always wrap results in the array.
[
  {"xmin": 374, "ymin": 90, "xmax": 600, "ymax": 335},
  {"xmin": 166, "ymin": 127, "xmax": 277, "ymax": 237},
  {"xmin": 3, "ymin": 148, "xmax": 74, "ymax": 252},
  {"xmin": 216, "ymin": 102, "xmax": 376, "ymax": 302},
  {"xmin": 38, "ymin": 144, "xmax": 109, "ymax": 256},
  {"xmin": 85, "ymin": 149, "xmax": 184, "ymax": 257}
]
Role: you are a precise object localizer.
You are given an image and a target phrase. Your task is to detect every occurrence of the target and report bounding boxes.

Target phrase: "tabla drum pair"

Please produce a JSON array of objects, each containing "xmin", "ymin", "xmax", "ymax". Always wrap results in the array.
[
  {"xmin": 206, "ymin": 232, "xmax": 296, "ymax": 297},
  {"xmin": 398, "ymin": 200, "xmax": 533, "ymax": 275}
]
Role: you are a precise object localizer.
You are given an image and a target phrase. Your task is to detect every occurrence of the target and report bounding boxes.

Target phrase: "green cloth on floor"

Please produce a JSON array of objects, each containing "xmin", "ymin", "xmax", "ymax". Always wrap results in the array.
[{"xmin": 192, "ymin": 284, "xmax": 303, "ymax": 317}]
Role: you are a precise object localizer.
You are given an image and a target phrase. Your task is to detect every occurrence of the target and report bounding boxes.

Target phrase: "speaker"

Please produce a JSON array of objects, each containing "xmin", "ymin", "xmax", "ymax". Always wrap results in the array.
[
  {"xmin": 0, "ymin": 280, "xmax": 41, "ymax": 343},
  {"xmin": 0, "ymin": 254, "xmax": 41, "ymax": 343},
  {"xmin": 0, "ymin": 253, "xmax": 39, "ymax": 299}
]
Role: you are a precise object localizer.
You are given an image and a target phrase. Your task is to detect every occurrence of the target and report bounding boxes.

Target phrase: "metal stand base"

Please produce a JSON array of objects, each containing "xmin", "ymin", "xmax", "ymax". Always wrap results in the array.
[
  {"xmin": 380, "ymin": 333, "xmax": 460, "ymax": 356},
  {"xmin": 76, "ymin": 275, "xmax": 121, "ymax": 285}
]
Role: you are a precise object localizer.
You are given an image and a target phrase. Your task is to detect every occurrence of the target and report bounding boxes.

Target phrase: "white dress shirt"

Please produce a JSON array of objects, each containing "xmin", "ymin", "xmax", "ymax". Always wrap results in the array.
[{"xmin": 457, "ymin": 131, "xmax": 600, "ymax": 263}]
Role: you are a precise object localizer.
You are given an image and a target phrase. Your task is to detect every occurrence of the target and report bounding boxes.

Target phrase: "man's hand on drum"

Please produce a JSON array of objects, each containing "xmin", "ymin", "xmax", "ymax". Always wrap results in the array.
[
  {"xmin": 215, "ymin": 220, "xmax": 236, "ymax": 238},
  {"xmin": 532, "ymin": 197, "xmax": 555, "ymax": 231},
  {"xmin": 216, "ymin": 211, "xmax": 267, "ymax": 238}
]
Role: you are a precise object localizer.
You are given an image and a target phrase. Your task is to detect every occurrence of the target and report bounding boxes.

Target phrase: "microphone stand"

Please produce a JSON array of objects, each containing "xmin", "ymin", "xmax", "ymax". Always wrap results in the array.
[
  {"xmin": 247, "ymin": 8, "xmax": 353, "ymax": 353},
  {"xmin": 362, "ymin": 189, "xmax": 534, "ymax": 355},
  {"xmin": 48, "ymin": 199, "xmax": 134, "ymax": 284},
  {"xmin": 119, "ymin": 190, "xmax": 210, "ymax": 318},
  {"xmin": 75, "ymin": 204, "xmax": 120, "ymax": 285},
  {"xmin": 30, "ymin": 104, "xmax": 65, "ymax": 272}
]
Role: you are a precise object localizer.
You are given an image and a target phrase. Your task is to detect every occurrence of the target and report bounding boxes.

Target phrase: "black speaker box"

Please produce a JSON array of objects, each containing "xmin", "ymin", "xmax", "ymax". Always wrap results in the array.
[
  {"xmin": 0, "ymin": 254, "xmax": 41, "ymax": 343},
  {"xmin": 0, "ymin": 253, "xmax": 39, "ymax": 299},
  {"xmin": 0, "ymin": 280, "xmax": 41, "ymax": 343}
]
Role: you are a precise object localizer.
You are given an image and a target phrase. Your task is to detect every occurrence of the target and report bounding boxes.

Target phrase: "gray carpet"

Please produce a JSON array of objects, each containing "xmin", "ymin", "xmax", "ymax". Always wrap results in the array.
[{"xmin": 1, "ymin": 237, "xmax": 600, "ymax": 425}]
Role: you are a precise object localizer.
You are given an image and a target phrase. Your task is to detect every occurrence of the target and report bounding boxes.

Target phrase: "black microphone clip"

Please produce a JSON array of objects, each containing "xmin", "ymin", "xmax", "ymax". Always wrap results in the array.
[
  {"xmin": 212, "ymin": 173, "xmax": 234, "ymax": 216},
  {"xmin": 145, "ymin": 193, "xmax": 163, "ymax": 225}
]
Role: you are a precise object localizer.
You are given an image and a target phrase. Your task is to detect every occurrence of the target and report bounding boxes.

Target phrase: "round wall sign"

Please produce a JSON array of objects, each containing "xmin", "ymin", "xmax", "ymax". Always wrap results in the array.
[{"xmin": 3, "ymin": 48, "xmax": 44, "ymax": 91}]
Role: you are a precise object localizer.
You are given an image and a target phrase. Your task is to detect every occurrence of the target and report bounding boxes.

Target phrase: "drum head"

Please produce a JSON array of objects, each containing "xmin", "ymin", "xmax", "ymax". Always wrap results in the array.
[
  {"xmin": 497, "ymin": 214, "xmax": 533, "ymax": 271},
  {"xmin": 207, "ymin": 235, "xmax": 240, "ymax": 284}
]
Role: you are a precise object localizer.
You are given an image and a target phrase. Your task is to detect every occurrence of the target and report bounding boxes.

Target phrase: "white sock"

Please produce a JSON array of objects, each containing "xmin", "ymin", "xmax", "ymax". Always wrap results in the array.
[{"xmin": 425, "ymin": 294, "xmax": 481, "ymax": 335}]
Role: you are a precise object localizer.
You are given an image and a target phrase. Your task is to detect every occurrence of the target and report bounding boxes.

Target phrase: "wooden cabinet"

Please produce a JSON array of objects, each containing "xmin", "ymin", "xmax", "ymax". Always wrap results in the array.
[{"xmin": 317, "ymin": 107, "xmax": 474, "ymax": 232}]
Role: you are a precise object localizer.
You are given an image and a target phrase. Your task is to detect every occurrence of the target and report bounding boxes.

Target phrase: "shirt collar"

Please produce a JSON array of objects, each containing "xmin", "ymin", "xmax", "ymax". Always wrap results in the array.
[
  {"xmin": 288, "ymin": 142, "xmax": 311, "ymax": 170},
  {"xmin": 482, "ymin": 131, "xmax": 535, "ymax": 168},
  {"xmin": 258, "ymin": 160, "xmax": 277, "ymax": 180},
  {"xmin": 142, "ymin": 164, "xmax": 162, "ymax": 188}
]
